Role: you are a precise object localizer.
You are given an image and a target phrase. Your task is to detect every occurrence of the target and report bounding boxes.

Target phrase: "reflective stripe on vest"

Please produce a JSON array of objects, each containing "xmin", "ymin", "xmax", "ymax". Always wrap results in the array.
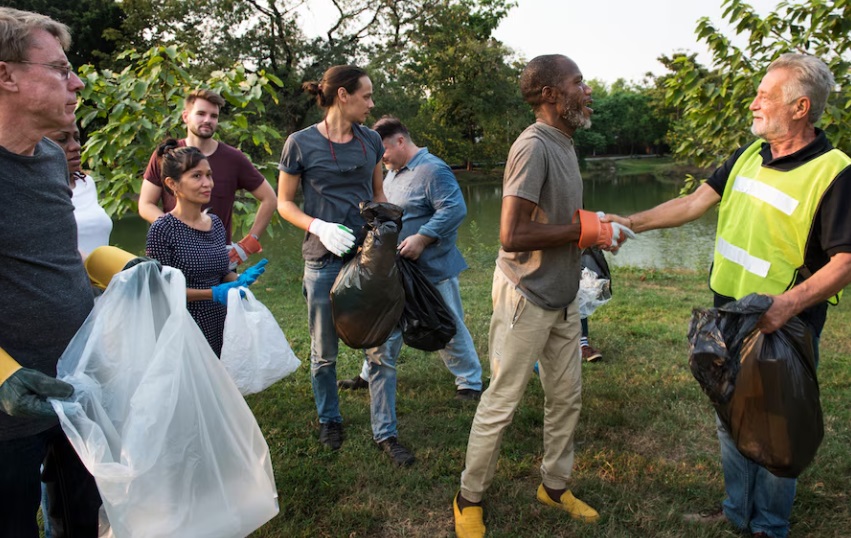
[{"xmin": 710, "ymin": 139, "xmax": 851, "ymax": 302}]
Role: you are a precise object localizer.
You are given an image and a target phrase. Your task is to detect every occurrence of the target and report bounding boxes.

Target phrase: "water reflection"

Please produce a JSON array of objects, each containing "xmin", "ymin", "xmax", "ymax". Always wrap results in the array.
[
  {"xmin": 460, "ymin": 171, "xmax": 716, "ymax": 270},
  {"xmin": 112, "ymin": 171, "xmax": 717, "ymax": 271}
]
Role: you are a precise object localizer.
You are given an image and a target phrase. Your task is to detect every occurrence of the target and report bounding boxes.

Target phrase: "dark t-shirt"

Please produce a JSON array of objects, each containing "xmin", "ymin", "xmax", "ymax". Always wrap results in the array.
[
  {"xmin": 706, "ymin": 130, "xmax": 851, "ymax": 334},
  {"xmin": 0, "ymin": 138, "xmax": 94, "ymax": 440},
  {"xmin": 278, "ymin": 123, "xmax": 384, "ymax": 261},
  {"xmin": 143, "ymin": 140, "xmax": 266, "ymax": 242}
]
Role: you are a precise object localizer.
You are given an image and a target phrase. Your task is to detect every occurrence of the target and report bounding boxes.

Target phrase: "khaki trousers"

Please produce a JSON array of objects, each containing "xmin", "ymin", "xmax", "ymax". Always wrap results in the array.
[{"xmin": 460, "ymin": 268, "xmax": 583, "ymax": 502}]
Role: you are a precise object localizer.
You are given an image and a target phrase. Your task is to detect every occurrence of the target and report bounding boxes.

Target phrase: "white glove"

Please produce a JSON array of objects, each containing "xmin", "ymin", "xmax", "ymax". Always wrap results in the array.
[
  {"xmin": 308, "ymin": 218, "xmax": 356, "ymax": 257},
  {"xmin": 597, "ymin": 211, "xmax": 636, "ymax": 250}
]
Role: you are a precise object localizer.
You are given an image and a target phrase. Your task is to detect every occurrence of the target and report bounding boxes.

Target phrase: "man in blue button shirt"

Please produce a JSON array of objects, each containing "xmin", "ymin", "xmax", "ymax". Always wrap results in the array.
[{"xmin": 340, "ymin": 116, "xmax": 484, "ymax": 401}]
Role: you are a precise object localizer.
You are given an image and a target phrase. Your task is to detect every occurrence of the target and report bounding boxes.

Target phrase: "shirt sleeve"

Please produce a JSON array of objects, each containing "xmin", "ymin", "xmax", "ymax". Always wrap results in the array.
[
  {"xmin": 142, "ymin": 149, "xmax": 163, "ymax": 187},
  {"xmin": 235, "ymin": 151, "xmax": 266, "ymax": 192},
  {"xmin": 418, "ymin": 162, "xmax": 466, "ymax": 241},
  {"xmin": 278, "ymin": 135, "xmax": 304, "ymax": 175},
  {"xmin": 705, "ymin": 145, "xmax": 751, "ymax": 196},
  {"xmin": 145, "ymin": 217, "xmax": 175, "ymax": 267},
  {"xmin": 815, "ymin": 165, "xmax": 851, "ymax": 257},
  {"xmin": 503, "ymin": 135, "xmax": 546, "ymax": 205}
]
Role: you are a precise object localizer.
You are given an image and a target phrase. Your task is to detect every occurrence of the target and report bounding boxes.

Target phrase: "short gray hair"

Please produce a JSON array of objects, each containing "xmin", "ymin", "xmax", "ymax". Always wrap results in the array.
[
  {"xmin": 0, "ymin": 7, "xmax": 71, "ymax": 63},
  {"xmin": 767, "ymin": 53, "xmax": 834, "ymax": 124}
]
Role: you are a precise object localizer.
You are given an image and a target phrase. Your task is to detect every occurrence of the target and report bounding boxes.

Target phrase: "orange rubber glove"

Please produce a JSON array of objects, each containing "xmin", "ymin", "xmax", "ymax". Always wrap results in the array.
[
  {"xmin": 574, "ymin": 209, "xmax": 634, "ymax": 249},
  {"xmin": 228, "ymin": 234, "xmax": 263, "ymax": 270}
]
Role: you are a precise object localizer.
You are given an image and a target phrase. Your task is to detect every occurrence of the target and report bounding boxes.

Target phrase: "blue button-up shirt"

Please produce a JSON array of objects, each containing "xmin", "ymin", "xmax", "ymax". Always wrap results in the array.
[{"xmin": 383, "ymin": 148, "xmax": 468, "ymax": 283}]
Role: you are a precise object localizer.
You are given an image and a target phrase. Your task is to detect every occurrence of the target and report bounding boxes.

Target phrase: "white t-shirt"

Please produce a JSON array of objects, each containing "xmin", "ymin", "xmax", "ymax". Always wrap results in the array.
[{"xmin": 71, "ymin": 172, "xmax": 113, "ymax": 258}]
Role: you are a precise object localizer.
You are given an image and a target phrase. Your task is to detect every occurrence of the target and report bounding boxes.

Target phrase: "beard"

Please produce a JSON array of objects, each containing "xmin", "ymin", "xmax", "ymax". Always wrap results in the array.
[
  {"xmin": 562, "ymin": 107, "xmax": 592, "ymax": 130},
  {"xmin": 189, "ymin": 124, "xmax": 216, "ymax": 139},
  {"xmin": 750, "ymin": 116, "xmax": 785, "ymax": 139}
]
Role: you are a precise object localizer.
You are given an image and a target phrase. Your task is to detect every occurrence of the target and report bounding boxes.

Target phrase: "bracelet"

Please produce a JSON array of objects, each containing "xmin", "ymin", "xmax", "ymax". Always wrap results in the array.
[{"xmin": 628, "ymin": 216, "xmax": 634, "ymax": 230}]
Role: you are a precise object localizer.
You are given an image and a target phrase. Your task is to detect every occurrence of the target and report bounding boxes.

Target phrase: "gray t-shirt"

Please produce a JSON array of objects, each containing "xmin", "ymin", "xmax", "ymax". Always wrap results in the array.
[
  {"xmin": 279, "ymin": 123, "xmax": 384, "ymax": 261},
  {"xmin": 496, "ymin": 122, "xmax": 583, "ymax": 309},
  {"xmin": 0, "ymin": 138, "xmax": 94, "ymax": 440}
]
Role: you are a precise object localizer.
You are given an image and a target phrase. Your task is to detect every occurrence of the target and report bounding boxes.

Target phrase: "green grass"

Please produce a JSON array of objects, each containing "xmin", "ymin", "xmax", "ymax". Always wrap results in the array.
[{"xmin": 244, "ymin": 251, "xmax": 851, "ymax": 537}]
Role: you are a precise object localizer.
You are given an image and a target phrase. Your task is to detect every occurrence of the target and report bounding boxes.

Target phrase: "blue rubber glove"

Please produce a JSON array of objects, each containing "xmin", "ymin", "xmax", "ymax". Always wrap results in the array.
[
  {"xmin": 212, "ymin": 280, "xmax": 243, "ymax": 305},
  {"xmin": 236, "ymin": 258, "xmax": 268, "ymax": 288}
]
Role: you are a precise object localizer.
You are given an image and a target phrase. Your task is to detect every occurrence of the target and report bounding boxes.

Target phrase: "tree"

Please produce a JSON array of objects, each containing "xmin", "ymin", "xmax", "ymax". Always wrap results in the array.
[
  {"xmin": 6, "ymin": 0, "xmax": 125, "ymax": 69},
  {"xmin": 664, "ymin": 0, "xmax": 851, "ymax": 174},
  {"xmin": 78, "ymin": 46, "xmax": 282, "ymax": 222}
]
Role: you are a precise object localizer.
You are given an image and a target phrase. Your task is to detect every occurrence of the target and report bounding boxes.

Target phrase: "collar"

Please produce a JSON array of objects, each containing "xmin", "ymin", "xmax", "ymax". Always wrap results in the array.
[
  {"xmin": 759, "ymin": 128, "xmax": 833, "ymax": 171},
  {"xmin": 398, "ymin": 147, "xmax": 429, "ymax": 173}
]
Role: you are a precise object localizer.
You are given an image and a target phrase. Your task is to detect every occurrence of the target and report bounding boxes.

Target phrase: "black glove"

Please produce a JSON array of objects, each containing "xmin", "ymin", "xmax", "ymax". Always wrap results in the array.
[
  {"xmin": 122, "ymin": 256, "xmax": 163, "ymax": 272},
  {"xmin": 0, "ymin": 368, "xmax": 74, "ymax": 419}
]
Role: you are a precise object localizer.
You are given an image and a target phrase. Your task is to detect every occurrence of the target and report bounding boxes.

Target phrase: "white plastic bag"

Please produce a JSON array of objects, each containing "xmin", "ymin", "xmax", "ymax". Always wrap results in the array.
[
  {"xmin": 578, "ymin": 266, "xmax": 612, "ymax": 318},
  {"xmin": 51, "ymin": 263, "xmax": 279, "ymax": 538},
  {"xmin": 220, "ymin": 287, "xmax": 300, "ymax": 396}
]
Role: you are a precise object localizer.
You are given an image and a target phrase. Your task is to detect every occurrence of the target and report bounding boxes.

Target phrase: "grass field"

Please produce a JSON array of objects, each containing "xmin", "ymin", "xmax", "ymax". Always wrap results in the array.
[{"xmin": 241, "ymin": 239, "xmax": 851, "ymax": 537}]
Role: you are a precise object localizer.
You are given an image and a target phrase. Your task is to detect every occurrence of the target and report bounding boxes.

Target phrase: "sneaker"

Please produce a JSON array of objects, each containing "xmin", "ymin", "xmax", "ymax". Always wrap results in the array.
[
  {"xmin": 318, "ymin": 422, "xmax": 345, "ymax": 450},
  {"xmin": 455, "ymin": 388, "xmax": 482, "ymax": 401},
  {"xmin": 377, "ymin": 437, "xmax": 415, "ymax": 467},
  {"xmin": 581, "ymin": 344, "xmax": 603, "ymax": 362},
  {"xmin": 337, "ymin": 375, "xmax": 369, "ymax": 390},
  {"xmin": 453, "ymin": 492, "xmax": 485, "ymax": 538},
  {"xmin": 682, "ymin": 506, "xmax": 727, "ymax": 524},
  {"xmin": 535, "ymin": 484, "xmax": 599, "ymax": 523}
]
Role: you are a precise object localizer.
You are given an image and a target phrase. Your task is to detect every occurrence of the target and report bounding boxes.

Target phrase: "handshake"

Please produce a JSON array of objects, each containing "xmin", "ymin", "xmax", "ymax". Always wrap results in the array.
[{"xmin": 574, "ymin": 209, "xmax": 636, "ymax": 253}]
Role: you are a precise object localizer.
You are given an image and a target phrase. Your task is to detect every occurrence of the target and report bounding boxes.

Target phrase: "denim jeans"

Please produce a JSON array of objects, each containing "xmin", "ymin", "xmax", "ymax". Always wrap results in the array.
[
  {"xmin": 0, "ymin": 425, "xmax": 101, "ymax": 538},
  {"xmin": 358, "ymin": 276, "xmax": 482, "ymax": 391},
  {"xmin": 303, "ymin": 257, "xmax": 399, "ymax": 442},
  {"xmin": 717, "ymin": 335, "xmax": 820, "ymax": 538}
]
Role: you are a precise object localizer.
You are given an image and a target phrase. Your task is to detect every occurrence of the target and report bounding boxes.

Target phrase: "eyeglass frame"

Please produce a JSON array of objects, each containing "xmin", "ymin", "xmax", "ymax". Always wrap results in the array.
[{"xmin": 2, "ymin": 60, "xmax": 74, "ymax": 80}]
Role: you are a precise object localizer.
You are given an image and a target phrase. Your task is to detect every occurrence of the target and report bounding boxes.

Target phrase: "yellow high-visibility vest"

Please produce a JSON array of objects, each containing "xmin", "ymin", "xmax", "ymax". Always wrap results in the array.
[{"xmin": 710, "ymin": 139, "xmax": 851, "ymax": 303}]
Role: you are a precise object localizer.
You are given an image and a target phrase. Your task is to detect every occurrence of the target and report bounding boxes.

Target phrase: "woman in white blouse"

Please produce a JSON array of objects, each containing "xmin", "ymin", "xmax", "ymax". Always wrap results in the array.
[{"xmin": 46, "ymin": 121, "xmax": 112, "ymax": 258}]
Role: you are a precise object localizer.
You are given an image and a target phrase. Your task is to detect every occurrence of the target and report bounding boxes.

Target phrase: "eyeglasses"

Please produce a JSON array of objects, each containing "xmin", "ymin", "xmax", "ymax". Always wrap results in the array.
[{"xmin": 5, "ymin": 60, "xmax": 74, "ymax": 80}]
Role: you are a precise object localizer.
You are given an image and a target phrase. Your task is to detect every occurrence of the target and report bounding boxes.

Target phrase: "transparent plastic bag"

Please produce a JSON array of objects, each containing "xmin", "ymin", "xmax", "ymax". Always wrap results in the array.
[
  {"xmin": 578, "ymin": 267, "xmax": 611, "ymax": 318},
  {"xmin": 51, "ymin": 263, "xmax": 279, "ymax": 538},
  {"xmin": 221, "ymin": 287, "xmax": 301, "ymax": 396}
]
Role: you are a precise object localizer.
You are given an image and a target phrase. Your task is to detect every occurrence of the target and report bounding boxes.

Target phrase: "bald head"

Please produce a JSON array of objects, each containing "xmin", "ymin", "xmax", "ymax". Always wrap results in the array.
[{"xmin": 520, "ymin": 55, "xmax": 579, "ymax": 111}]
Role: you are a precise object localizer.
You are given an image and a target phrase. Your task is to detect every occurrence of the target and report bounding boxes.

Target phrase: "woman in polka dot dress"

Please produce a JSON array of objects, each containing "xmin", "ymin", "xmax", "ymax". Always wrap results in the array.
[{"xmin": 146, "ymin": 139, "xmax": 265, "ymax": 356}]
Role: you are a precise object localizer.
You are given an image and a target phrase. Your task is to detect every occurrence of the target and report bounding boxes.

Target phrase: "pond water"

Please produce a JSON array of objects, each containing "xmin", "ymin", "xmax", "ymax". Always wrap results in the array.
[{"xmin": 111, "ymin": 171, "xmax": 717, "ymax": 271}]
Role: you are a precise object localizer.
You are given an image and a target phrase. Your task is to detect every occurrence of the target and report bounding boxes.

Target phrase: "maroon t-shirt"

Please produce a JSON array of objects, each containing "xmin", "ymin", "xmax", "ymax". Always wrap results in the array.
[{"xmin": 143, "ymin": 140, "xmax": 266, "ymax": 242}]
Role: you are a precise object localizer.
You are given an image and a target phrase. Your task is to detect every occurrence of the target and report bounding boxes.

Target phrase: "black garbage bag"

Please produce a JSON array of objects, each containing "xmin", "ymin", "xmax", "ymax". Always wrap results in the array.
[
  {"xmin": 687, "ymin": 293, "xmax": 823, "ymax": 478},
  {"xmin": 330, "ymin": 202, "xmax": 405, "ymax": 349},
  {"xmin": 396, "ymin": 256, "xmax": 456, "ymax": 351}
]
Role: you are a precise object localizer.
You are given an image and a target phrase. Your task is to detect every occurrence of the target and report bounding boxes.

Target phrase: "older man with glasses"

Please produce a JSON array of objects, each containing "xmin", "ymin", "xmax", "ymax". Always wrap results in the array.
[{"xmin": 0, "ymin": 7, "xmax": 101, "ymax": 537}]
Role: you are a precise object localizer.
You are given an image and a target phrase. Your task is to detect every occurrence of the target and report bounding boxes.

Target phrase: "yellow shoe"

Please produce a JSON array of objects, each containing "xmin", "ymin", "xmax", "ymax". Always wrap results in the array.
[
  {"xmin": 453, "ymin": 492, "xmax": 486, "ymax": 538},
  {"xmin": 536, "ymin": 484, "xmax": 600, "ymax": 523}
]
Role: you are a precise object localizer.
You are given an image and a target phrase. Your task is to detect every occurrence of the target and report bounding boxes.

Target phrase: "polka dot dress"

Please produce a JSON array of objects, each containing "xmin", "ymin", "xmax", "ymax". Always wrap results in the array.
[{"xmin": 146, "ymin": 213, "xmax": 231, "ymax": 356}]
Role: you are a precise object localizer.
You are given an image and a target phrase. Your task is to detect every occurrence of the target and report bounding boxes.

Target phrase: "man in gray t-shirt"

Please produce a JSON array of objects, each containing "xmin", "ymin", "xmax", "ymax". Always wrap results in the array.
[{"xmin": 453, "ymin": 54, "xmax": 632, "ymax": 538}]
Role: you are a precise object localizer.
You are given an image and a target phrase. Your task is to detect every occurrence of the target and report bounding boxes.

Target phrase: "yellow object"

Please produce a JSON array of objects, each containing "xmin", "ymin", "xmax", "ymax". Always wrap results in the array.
[
  {"xmin": 0, "ymin": 346, "xmax": 22, "ymax": 386},
  {"xmin": 85, "ymin": 246, "xmax": 136, "ymax": 290},
  {"xmin": 453, "ymin": 493, "xmax": 486, "ymax": 538},
  {"xmin": 535, "ymin": 484, "xmax": 600, "ymax": 523},
  {"xmin": 710, "ymin": 140, "xmax": 850, "ymax": 304}
]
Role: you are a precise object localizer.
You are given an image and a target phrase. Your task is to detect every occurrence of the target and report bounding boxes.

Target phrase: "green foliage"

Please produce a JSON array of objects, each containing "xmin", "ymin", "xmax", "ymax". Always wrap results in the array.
[
  {"xmin": 5, "ymin": 0, "xmax": 125, "ymax": 69},
  {"xmin": 576, "ymin": 80, "xmax": 671, "ymax": 157},
  {"xmin": 664, "ymin": 0, "xmax": 851, "ymax": 178},
  {"xmin": 77, "ymin": 46, "xmax": 282, "ymax": 220}
]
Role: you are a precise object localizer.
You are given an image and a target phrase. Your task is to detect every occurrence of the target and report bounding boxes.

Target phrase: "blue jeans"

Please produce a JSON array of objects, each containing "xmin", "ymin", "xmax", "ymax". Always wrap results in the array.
[
  {"xmin": 717, "ymin": 335, "xmax": 820, "ymax": 538},
  {"xmin": 0, "ymin": 425, "xmax": 101, "ymax": 538},
  {"xmin": 359, "ymin": 276, "xmax": 482, "ymax": 391},
  {"xmin": 303, "ymin": 257, "xmax": 399, "ymax": 442}
]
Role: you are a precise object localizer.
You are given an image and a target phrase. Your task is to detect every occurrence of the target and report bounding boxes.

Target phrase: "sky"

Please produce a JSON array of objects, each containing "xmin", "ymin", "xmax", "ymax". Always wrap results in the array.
[
  {"xmin": 492, "ymin": 0, "xmax": 782, "ymax": 83},
  {"xmin": 296, "ymin": 0, "xmax": 783, "ymax": 84}
]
